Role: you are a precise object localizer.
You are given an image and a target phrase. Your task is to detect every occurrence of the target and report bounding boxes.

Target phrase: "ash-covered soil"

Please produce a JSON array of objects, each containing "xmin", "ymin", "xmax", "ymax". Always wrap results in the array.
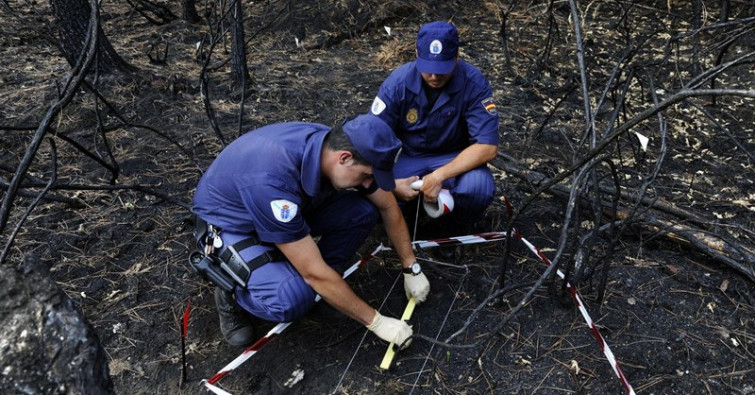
[{"xmin": 1, "ymin": 1, "xmax": 753, "ymax": 394}]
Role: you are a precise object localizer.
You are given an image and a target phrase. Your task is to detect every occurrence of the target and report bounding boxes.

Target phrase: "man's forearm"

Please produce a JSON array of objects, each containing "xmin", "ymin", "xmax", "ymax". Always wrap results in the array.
[
  {"xmin": 433, "ymin": 143, "xmax": 497, "ymax": 181},
  {"xmin": 370, "ymin": 190, "xmax": 417, "ymax": 266},
  {"xmin": 382, "ymin": 204, "xmax": 416, "ymax": 267},
  {"xmin": 277, "ymin": 236, "xmax": 377, "ymax": 325}
]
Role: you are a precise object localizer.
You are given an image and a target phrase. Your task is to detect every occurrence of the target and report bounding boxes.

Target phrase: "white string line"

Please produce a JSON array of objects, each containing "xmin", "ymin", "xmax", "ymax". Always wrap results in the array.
[
  {"xmin": 203, "ymin": 231, "xmax": 637, "ymax": 394},
  {"xmin": 330, "ymin": 271, "xmax": 404, "ymax": 394},
  {"xmin": 203, "ymin": 234, "xmax": 509, "ymax": 393},
  {"xmin": 412, "ymin": 194, "xmax": 421, "ymax": 241},
  {"xmin": 202, "ymin": 244, "xmax": 388, "ymax": 393},
  {"xmin": 409, "ymin": 264, "xmax": 469, "ymax": 394}
]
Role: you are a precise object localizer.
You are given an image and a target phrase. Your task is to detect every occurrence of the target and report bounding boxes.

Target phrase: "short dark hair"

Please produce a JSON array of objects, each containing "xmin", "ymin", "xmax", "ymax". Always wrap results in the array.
[{"xmin": 325, "ymin": 121, "xmax": 368, "ymax": 165}]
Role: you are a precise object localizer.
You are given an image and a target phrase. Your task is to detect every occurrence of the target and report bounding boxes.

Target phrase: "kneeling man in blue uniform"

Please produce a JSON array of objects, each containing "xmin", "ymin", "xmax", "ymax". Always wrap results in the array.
[
  {"xmin": 191, "ymin": 114, "xmax": 430, "ymax": 347},
  {"xmin": 370, "ymin": 21, "xmax": 500, "ymax": 239}
]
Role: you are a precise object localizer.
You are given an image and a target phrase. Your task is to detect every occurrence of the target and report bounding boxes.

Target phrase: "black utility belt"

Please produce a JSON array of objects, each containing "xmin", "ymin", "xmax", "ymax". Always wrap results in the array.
[
  {"xmin": 216, "ymin": 238, "xmax": 285, "ymax": 287},
  {"xmin": 189, "ymin": 245, "xmax": 284, "ymax": 292},
  {"xmin": 190, "ymin": 216, "xmax": 283, "ymax": 291}
]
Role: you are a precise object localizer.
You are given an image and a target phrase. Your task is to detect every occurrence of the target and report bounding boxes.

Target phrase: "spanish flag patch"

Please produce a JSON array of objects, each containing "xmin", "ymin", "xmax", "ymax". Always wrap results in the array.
[{"xmin": 481, "ymin": 97, "xmax": 497, "ymax": 115}]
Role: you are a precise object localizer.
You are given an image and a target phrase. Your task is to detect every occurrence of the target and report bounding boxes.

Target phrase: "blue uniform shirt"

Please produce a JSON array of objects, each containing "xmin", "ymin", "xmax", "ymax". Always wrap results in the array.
[
  {"xmin": 193, "ymin": 123, "xmax": 330, "ymax": 244},
  {"xmin": 370, "ymin": 60, "xmax": 499, "ymax": 156}
]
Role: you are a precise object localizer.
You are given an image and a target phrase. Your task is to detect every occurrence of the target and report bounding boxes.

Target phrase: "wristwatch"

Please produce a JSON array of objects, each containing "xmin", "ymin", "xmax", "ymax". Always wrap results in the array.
[{"xmin": 402, "ymin": 262, "xmax": 422, "ymax": 276}]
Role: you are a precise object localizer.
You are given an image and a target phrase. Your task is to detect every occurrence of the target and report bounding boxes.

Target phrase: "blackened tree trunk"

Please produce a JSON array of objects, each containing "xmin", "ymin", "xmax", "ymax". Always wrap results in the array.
[
  {"xmin": 49, "ymin": 0, "xmax": 135, "ymax": 73},
  {"xmin": 181, "ymin": 0, "xmax": 201, "ymax": 23},
  {"xmin": 691, "ymin": 0, "xmax": 703, "ymax": 76},
  {"xmin": 229, "ymin": 0, "xmax": 250, "ymax": 89}
]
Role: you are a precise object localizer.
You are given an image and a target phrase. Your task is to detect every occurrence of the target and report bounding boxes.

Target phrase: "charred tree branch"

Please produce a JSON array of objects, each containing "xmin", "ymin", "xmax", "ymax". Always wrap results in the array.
[
  {"xmin": 491, "ymin": 156, "xmax": 755, "ymax": 283},
  {"xmin": 1, "ymin": 139, "xmax": 57, "ymax": 263},
  {"xmin": 0, "ymin": 0, "xmax": 99, "ymax": 252}
]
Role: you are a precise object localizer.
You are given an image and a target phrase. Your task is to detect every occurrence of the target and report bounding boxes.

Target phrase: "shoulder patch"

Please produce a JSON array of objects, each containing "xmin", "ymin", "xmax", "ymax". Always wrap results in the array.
[
  {"xmin": 371, "ymin": 96, "xmax": 386, "ymax": 115},
  {"xmin": 481, "ymin": 97, "xmax": 497, "ymax": 115},
  {"xmin": 270, "ymin": 199, "xmax": 298, "ymax": 223}
]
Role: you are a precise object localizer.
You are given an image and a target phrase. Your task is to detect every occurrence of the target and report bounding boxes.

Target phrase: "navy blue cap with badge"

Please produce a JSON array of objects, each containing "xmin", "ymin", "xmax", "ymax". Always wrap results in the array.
[
  {"xmin": 416, "ymin": 21, "xmax": 459, "ymax": 75},
  {"xmin": 342, "ymin": 114, "xmax": 402, "ymax": 191}
]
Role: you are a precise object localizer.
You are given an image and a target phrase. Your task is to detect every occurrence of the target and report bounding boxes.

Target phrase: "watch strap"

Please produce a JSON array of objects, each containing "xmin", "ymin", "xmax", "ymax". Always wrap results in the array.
[{"xmin": 402, "ymin": 262, "xmax": 421, "ymax": 275}]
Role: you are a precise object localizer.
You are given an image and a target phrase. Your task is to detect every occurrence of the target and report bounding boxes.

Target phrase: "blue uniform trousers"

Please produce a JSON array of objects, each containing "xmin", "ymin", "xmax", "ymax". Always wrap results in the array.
[{"xmin": 217, "ymin": 191, "xmax": 379, "ymax": 322}]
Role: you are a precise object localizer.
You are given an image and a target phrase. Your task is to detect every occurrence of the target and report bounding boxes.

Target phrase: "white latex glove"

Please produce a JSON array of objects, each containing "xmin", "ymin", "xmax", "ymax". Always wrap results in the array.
[
  {"xmin": 403, "ymin": 272, "xmax": 430, "ymax": 303},
  {"xmin": 366, "ymin": 311, "xmax": 413, "ymax": 348}
]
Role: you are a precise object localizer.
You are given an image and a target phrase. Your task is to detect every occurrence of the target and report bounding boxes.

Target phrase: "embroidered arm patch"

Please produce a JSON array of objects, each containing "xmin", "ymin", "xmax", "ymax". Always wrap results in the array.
[
  {"xmin": 270, "ymin": 199, "xmax": 298, "ymax": 223},
  {"xmin": 371, "ymin": 96, "xmax": 387, "ymax": 115},
  {"xmin": 481, "ymin": 97, "xmax": 497, "ymax": 115}
]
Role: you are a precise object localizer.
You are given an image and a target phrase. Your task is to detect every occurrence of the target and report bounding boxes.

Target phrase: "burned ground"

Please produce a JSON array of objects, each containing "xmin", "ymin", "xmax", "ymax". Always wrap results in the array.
[{"xmin": 1, "ymin": 1, "xmax": 754, "ymax": 394}]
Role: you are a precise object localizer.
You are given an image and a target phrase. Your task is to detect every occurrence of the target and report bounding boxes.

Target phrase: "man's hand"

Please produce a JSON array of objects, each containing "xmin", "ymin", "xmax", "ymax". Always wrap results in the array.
[
  {"xmin": 367, "ymin": 311, "xmax": 413, "ymax": 348},
  {"xmin": 394, "ymin": 176, "xmax": 421, "ymax": 201},
  {"xmin": 404, "ymin": 272, "xmax": 430, "ymax": 303},
  {"xmin": 418, "ymin": 172, "xmax": 443, "ymax": 202}
]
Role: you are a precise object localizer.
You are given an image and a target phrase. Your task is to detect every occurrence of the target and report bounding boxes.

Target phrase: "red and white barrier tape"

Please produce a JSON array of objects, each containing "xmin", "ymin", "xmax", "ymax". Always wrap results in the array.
[
  {"xmin": 205, "ymin": 233, "xmax": 511, "ymax": 391},
  {"xmin": 513, "ymin": 230, "xmax": 635, "ymax": 395},
  {"xmin": 202, "ymin": 243, "xmax": 388, "ymax": 393},
  {"xmin": 410, "ymin": 231, "xmax": 509, "ymax": 249},
  {"xmin": 201, "ymin": 230, "xmax": 634, "ymax": 395}
]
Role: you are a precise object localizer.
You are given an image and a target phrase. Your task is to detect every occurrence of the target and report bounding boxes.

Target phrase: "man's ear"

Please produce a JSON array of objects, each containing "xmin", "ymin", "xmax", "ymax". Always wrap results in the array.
[{"xmin": 338, "ymin": 151, "xmax": 354, "ymax": 164}]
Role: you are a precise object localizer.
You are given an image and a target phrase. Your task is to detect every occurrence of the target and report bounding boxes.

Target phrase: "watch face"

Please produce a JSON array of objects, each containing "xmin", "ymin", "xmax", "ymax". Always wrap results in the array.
[{"xmin": 411, "ymin": 262, "xmax": 421, "ymax": 274}]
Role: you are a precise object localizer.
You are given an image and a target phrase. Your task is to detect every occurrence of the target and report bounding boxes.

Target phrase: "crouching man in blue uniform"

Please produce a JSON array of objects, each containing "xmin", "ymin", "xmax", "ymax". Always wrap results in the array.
[
  {"xmin": 191, "ymin": 114, "xmax": 430, "ymax": 347},
  {"xmin": 369, "ymin": 21, "xmax": 500, "ymax": 239}
]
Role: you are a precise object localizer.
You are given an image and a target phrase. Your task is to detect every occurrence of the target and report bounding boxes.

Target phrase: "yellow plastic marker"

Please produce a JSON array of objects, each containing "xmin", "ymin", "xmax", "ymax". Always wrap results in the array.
[{"xmin": 379, "ymin": 297, "xmax": 417, "ymax": 370}]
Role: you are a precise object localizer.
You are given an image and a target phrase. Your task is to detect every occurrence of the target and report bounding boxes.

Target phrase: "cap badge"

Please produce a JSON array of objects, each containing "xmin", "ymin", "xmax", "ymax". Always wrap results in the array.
[{"xmin": 429, "ymin": 39, "xmax": 443, "ymax": 55}]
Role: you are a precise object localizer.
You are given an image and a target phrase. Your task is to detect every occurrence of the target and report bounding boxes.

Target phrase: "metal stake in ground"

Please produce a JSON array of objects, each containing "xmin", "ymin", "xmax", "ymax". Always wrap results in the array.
[{"xmin": 180, "ymin": 300, "xmax": 191, "ymax": 386}]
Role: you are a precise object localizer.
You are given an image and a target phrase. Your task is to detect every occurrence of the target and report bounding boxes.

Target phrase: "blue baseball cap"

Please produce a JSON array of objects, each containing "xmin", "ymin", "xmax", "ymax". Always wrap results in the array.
[
  {"xmin": 416, "ymin": 21, "xmax": 459, "ymax": 75},
  {"xmin": 342, "ymin": 114, "xmax": 402, "ymax": 191}
]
